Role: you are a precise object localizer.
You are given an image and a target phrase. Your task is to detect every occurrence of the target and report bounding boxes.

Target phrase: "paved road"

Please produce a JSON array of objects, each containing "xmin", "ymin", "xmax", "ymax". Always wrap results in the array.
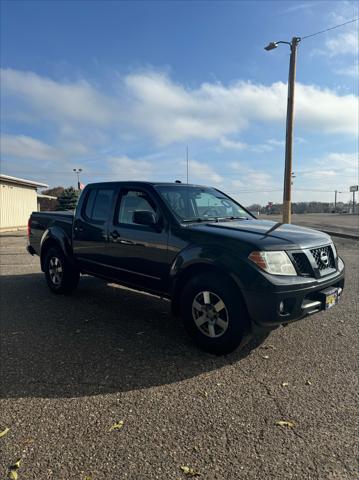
[
  {"xmin": 258, "ymin": 214, "xmax": 359, "ymax": 238},
  {"xmin": 0, "ymin": 235, "xmax": 358, "ymax": 480}
]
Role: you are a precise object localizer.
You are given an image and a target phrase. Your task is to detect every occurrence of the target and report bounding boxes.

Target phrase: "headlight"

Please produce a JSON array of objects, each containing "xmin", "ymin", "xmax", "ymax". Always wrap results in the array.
[
  {"xmin": 248, "ymin": 251, "xmax": 297, "ymax": 276},
  {"xmin": 331, "ymin": 243, "xmax": 337, "ymax": 258}
]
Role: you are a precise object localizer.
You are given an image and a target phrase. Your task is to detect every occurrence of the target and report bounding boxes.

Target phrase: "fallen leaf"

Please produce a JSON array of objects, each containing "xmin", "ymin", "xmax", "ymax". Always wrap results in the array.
[
  {"xmin": 8, "ymin": 470, "xmax": 18, "ymax": 480},
  {"xmin": 10, "ymin": 459, "xmax": 21, "ymax": 470},
  {"xmin": 0, "ymin": 427, "xmax": 9, "ymax": 438},
  {"xmin": 281, "ymin": 382, "xmax": 289, "ymax": 387},
  {"xmin": 180, "ymin": 465, "xmax": 201, "ymax": 476},
  {"xmin": 275, "ymin": 420, "xmax": 295, "ymax": 428},
  {"xmin": 305, "ymin": 380, "xmax": 312, "ymax": 385},
  {"xmin": 200, "ymin": 391, "xmax": 208, "ymax": 398},
  {"xmin": 109, "ymin": 420, "xmax": 124, "ymax": 431},
  {"xmin": 262, "ymin": 355, "xmax": 269, "ymax": 359}
]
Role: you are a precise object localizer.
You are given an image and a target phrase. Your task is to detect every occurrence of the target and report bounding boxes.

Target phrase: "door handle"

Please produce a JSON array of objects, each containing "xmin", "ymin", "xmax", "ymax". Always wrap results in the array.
[
  {"xmin": 110, "ymin": 230, "xmax": 120, "ymax": 239},
  {"xmin": 74, "ymin": 226, "xmax": 84, "ymax": 232}
]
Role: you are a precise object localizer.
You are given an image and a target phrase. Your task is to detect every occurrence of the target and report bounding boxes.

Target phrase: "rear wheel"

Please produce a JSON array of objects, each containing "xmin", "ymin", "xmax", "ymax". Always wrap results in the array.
[
  {"xmin": 44, "ymin": 246, "xmax": 79, "ymax": 294},
  {"xmin": 181, "ymin": 273, "xmax": 250, "ymax": 355}
]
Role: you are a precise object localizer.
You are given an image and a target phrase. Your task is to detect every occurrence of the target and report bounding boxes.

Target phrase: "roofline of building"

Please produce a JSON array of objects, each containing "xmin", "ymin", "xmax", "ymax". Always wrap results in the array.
[
  {"xmin": 37, "ymin": 193, "xmax": 57, "ymax": 200},
  {"xmin": 0, "ymin": 174, "xmax": 48, "ymax": 189}
]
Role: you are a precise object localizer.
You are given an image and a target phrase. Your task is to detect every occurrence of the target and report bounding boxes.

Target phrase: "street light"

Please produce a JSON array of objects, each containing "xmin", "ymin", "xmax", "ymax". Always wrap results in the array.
[
  {"xmin": 73, "ymin": 168, "xmax": 82, "ymax": 190},
  {"xmin": 265, "ymin": 36, "xmax": 301, "ymax": 224}
]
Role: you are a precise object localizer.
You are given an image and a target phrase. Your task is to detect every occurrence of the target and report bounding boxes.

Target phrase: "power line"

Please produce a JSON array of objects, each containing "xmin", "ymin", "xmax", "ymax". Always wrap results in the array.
[{"xmin": 301, "ymin": 17, "xmax": 359, "ymax": 40}]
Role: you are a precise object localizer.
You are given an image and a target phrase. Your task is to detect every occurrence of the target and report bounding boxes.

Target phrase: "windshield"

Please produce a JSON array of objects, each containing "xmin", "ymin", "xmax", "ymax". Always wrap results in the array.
[{"xmin": 155, "ymin": 185, "xmax": 252, "ymax": 222}]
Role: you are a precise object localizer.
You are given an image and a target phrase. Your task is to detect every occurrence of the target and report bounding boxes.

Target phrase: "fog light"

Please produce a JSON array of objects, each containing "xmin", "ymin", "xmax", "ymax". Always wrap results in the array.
[{"xmin": 279, "ymin": 301, "xmax": 285, "ymax": 313}]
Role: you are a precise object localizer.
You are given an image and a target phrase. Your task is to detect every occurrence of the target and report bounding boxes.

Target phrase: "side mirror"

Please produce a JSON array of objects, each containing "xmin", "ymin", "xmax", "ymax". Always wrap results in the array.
[{"xmin": 132, "ymin": 210, "xmax": 157, "ymax": 227}]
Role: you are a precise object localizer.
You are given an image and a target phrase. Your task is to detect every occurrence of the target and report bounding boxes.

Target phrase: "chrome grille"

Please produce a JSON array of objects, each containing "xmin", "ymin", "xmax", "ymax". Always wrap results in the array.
[
  {"xmin": 292, "ymin": 253, "xmax": 312, "ymax": 276},
  {"xmin": 310, "ymin": 246, "xmax": 335, "ymax": 271}
]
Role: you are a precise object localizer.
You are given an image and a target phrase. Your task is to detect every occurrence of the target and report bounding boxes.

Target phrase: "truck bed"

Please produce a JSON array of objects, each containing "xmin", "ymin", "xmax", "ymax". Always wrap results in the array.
[{"xmin": 29, "ymin": 211, "xmax": 74, "ymax": 255}]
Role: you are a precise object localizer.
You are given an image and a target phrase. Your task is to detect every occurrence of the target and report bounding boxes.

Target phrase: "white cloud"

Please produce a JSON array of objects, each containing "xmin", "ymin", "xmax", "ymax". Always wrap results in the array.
[
  {"xmin": 0, "ymin": 68, "xmax": 113, "ymax": 125},
  {"xmin": 1, "ymin": 134, "xmax": 61, "ymax": 160},
  {"xmin": 309, "ymin": 4, "xmax": 359, "ymax": 76},
  {"xmin": 219, "ymin": 137, "xmax": 284, "ymax": 153},
  {"xmin": 106, "ymin": 156, "xmax": 154, "ymax": 181},
  {"xmin": 334, "ymin": 62, "xmax": 359, "ymax": 77},
  {"xmin": 219, "ymin": 137, "xmax": 247, "ymax": 150},
  {"xmin": 325, "ymin": 30, "xmax": 358, "ymax": 57},
  {"xmin": 318, "ymin": 152, "xmax": 358, "ymax": 170},
  {"xmin": 2, "ymin": 68, "xmax": 357, "ymax": 148},
  {"xmin": 188, "ymin": 160, "xmax": 223, "ymax": 184},
  {"xmin": 268, "ymin": 139, "xmax": 285, "ymax": 147},
  {"xmin": 125, "ymin": 72, "xmax": 358, "ymax": 142},
  {"xmin": 230, "ymin": 161, "xmax": 275, "ymax": 188}
]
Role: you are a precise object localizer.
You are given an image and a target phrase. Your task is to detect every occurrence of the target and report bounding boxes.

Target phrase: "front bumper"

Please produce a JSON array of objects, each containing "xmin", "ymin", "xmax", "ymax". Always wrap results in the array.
[{"xmin": 243, "ymin": 262, "xmax": 345, "ymax": 332}]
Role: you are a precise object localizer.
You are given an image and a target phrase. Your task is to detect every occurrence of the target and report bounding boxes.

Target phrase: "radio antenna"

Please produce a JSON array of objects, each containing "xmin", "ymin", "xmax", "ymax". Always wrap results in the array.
[{"xmin": 186, "ymin": 145, "xmax": 189, "ymax": 184}]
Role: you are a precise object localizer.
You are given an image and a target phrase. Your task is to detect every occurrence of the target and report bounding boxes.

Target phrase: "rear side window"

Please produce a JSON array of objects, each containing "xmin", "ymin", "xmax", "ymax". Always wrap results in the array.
[
  {"xmin": 83, "ymin": 188, "xmax": 114, "ymax": 222},
  {"xmin": 84, "ymin": 190, "xmax": 97, "ymax": 219}
]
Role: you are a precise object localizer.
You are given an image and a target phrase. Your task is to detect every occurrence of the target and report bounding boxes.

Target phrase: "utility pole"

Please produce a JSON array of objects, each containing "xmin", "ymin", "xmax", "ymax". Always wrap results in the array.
[
  {"xmin": 334, "ymin": 190, "xmax": 337, "ymax": 212},
  {"xmin": 283, "ymin": 37, "xmax": 300, "ymax": 224},
  {"xmin": 334, "ymin": 190, "xmax": 342, "ymax": 212},
  {"xmin": 353, "ymin": 190, "xmax": 356, "ymax": 214},
  {"xmin": 265, "ymin": 37, "xmax": 301, "ymax": 224}
]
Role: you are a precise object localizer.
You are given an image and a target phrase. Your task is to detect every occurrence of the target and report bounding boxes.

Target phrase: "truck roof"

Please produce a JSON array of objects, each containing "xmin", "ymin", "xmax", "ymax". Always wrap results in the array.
[{"xmin": 84, "ymin": 181, "xmax": 210, "ymax": 188}]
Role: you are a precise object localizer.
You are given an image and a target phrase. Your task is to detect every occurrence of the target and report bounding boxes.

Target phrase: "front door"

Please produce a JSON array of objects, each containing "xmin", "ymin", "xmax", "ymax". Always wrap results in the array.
[{"xmin": 107, "ymin": 187, "xmax": 169, "ymax": 293}]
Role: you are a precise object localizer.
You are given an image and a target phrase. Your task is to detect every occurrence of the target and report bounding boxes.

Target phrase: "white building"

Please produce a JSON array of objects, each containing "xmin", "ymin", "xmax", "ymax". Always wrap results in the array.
[{"xmin": 0, "ymin": 174, "xmax": 50, "ymax": 230}]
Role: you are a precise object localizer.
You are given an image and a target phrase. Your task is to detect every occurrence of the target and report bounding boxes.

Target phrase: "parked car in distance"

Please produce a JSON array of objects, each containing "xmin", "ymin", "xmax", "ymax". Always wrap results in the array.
[{"xmin": 27, "ymin": 182, "xmax": 345, "ymax": 355}]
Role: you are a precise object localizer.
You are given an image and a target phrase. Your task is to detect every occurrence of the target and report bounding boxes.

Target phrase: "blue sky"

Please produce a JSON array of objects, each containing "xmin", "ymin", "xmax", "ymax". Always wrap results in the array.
[{"xmin": 1, "ymin": 0, "xmax": 358, "ymax": 205}]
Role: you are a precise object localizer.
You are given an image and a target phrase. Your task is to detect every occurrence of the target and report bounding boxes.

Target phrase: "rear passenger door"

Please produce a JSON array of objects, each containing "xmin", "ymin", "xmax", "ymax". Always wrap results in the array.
[{"xmin": 73, "ymin": 186, "xmax": 115, "ymax": 275}]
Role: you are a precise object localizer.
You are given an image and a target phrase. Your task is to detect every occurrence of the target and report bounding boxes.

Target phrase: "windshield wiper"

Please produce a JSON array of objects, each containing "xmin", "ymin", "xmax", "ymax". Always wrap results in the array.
[
  {"xmin": 182, "ymin": 217, "xmax": 205, "ymax": 223},
  {"xmin": 182, "ymin": 217, "xmax": 221, "ymax": 223}
]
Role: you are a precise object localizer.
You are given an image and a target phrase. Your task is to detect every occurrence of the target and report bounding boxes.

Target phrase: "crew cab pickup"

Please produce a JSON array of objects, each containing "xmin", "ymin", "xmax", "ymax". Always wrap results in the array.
[{"xmin": 27, "ymin": 182, "xmax": 345, "ymax": 354}]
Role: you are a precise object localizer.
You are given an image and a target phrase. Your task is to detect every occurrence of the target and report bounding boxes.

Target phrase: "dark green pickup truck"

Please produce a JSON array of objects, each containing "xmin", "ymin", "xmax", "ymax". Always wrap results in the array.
[{"xmin": 27, "ymin": 182, "xmax": 345, "ymax": 354}]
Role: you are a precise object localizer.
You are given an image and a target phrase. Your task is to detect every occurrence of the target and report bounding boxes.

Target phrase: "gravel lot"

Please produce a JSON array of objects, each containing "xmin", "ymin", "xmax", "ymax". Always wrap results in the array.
[{"xmin": 0, "ymin": 233, "xmax": 358, "ymax": 480}]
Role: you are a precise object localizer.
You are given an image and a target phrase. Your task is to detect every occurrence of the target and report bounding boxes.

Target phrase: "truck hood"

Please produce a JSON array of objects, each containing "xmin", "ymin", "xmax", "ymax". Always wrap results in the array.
[{"xmin": 186, "ymin": 219, "xmax": 331, "ymax": 250}]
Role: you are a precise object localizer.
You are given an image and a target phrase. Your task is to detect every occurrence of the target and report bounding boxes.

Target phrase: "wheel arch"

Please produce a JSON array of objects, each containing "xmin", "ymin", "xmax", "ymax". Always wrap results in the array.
[
  {"xmin": 40, "ymin": 228, "xmax": 73, "ymax": 271},
  {"xmin": 171, "ymin": 261, "xmax": 244, "ymax": 317}
]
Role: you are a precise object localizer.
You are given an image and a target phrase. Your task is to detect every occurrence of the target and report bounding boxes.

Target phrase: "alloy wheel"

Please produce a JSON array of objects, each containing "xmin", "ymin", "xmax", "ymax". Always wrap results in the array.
[
  {"xmin": 192, "ymin": 290, "xmax": 229, "ymax": 338},
  {"xmin": 48, "ymin": 256, "xmax": 63, "ymax": 286}
]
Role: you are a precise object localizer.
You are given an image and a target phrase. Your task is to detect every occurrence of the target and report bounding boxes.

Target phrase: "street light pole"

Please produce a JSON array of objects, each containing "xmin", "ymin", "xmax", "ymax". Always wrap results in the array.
[
  {"xmin": 265, "ymin": 37, "xmax": 301, "ymax": 224},
  {"xmin": 73, "ymin": 168, "xmax": 82, "ymax": 190},
  {"xmin": 283, "ymin": 37, "xmax": 300, "ymax": 224}
]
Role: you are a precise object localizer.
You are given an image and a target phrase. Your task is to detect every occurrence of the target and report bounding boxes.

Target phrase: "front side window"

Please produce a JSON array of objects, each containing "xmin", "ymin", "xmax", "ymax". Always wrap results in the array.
[
  {"xmin": 117, "ymin": 190, "xmax": 157, "ymax": 225},
  {"xmin": 83, "ymin": 188, "xmax": 114, "ymax": 222},
  {"xmin": 155, "ymin": 185, "xmax": 250, "ymax": 222}
]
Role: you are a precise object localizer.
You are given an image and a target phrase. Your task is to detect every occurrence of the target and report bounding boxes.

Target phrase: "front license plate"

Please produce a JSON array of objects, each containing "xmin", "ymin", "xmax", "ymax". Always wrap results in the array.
[{"xmin": 325, "ymin": 288, "xmax": 339, "ymax": 310}]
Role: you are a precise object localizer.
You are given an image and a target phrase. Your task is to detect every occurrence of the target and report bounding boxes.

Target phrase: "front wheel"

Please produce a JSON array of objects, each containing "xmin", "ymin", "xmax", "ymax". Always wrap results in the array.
[
  {"xmin": 44, "ymin": 247, "xmax": 79, "ymax": 294},
  {"xmin": 180, "ymin": 273, "xmax": 250, "ymax": 355}
]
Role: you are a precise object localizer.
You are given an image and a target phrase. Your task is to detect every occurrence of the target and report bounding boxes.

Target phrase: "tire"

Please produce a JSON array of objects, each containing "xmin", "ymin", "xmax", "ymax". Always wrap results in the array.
[
  {"xmin": 44, "ymin": 246, "xmax": 79, "ymax": 294},
  {"xmin": 180, "ymin": 273, "xmax": 250, "ymax": 355}
]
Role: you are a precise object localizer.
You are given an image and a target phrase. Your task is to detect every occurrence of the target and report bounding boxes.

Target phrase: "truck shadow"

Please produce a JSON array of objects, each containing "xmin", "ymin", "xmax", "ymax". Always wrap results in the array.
[{"xmin": 0, "ymin": 273, "xmax": 266, "ymax": 399}]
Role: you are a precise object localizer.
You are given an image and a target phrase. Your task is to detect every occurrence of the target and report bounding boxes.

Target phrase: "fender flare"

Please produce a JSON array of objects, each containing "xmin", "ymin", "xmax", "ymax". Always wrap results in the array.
[
  {"xmin": 40, "ymin": 226, "xmax": 74, "ymax": 270},
  {"xmin": 169, "ymin": 244, "xmax": 245, "ymax": 315}
]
